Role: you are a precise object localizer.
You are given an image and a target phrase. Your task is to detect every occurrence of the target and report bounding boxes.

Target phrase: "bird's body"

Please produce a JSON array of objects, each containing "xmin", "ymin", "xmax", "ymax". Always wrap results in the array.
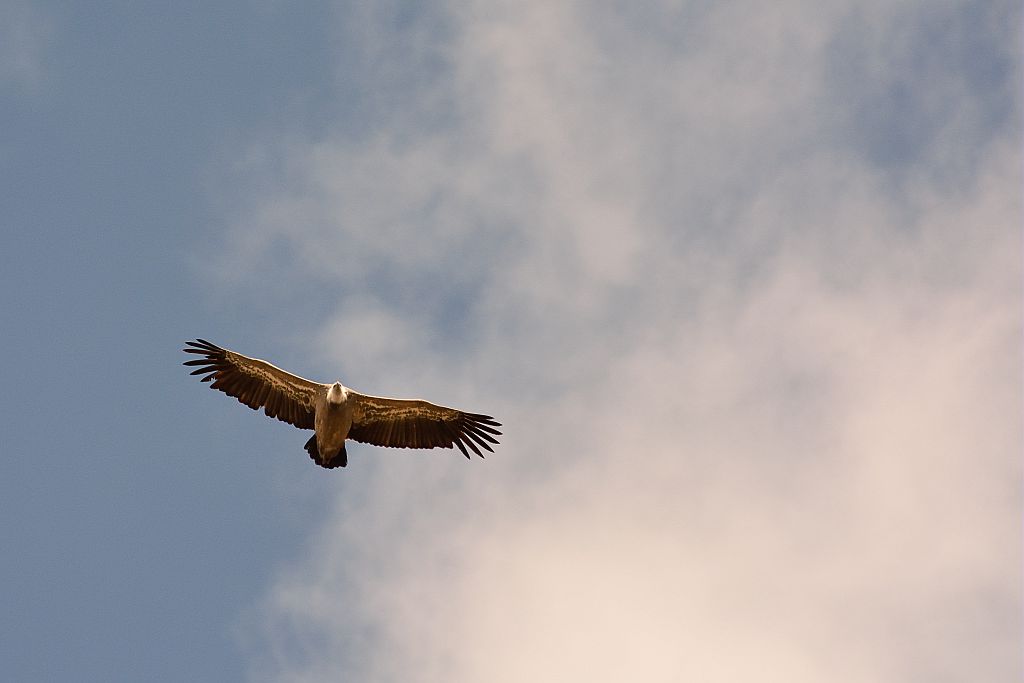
[
  {"xmin": 313, "ymin": 383, "xmax": 354, "ymax": 465},
  {"xmin": 182, "ymin": 339, "xmax": 501, "ymax": 469}
]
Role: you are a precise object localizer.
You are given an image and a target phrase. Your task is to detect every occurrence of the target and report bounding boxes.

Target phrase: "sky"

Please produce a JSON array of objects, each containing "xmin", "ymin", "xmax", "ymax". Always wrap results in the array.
[{"xmin": 0, "ymin": 1, "xmax": 1020, "ymax": 681}]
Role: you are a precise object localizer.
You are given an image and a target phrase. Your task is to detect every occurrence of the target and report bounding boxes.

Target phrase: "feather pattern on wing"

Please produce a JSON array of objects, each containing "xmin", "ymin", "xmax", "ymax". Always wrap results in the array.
[
  {"xmin": 347, "ymin": 392, "xmax": 502, "ymax": 459},
  {"xmin": 182, "ymin": 339, "xmax": 318, "ymax": 429}
]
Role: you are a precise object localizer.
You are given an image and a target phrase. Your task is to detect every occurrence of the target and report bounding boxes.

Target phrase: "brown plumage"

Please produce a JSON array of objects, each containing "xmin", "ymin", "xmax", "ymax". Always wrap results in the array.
[{"xmin": 183, "ymin": 339, "xmax": 501, "ymax": 469}]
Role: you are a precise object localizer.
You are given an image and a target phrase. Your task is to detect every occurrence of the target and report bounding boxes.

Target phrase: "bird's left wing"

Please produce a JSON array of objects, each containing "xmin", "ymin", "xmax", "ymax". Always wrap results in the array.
[
  {"xmin": 182, "ymin": 339, "xmax": 319, "ymax": 430},
  {"xmin": 347, "ymin": 391, "xmax": 502, "ymax": 458}
]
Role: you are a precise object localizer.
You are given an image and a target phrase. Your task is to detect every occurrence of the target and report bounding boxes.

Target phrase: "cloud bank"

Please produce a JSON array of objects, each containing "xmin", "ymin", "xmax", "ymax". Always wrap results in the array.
[{"xmin": 210, "ymin": 1, "xmax": 1021, "ymax": 681}]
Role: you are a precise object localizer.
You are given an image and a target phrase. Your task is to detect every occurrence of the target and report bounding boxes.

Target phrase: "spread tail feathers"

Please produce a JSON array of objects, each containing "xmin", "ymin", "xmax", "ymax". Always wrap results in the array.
[{"xmin": 303, "ymin": 435, "xmax": 347, "ymax": 469}]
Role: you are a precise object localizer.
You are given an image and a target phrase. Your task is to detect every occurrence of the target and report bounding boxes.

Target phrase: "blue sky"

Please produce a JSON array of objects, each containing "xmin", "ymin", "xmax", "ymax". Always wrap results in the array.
[{"xmin": 1, "ymin": 2, "xmax": 1020, "ymax": 681}]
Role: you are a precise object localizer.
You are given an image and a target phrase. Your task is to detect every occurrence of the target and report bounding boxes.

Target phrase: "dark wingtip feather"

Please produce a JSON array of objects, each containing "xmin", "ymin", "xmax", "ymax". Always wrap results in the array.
[
  {"xmin": 184, "ymin": 339, "xmax": 221, "ymax": 353},
  {"xmin": 465, "ymin": 423, "xmax": 500, "ymax": 445},
  {"xmin": 473, "ymin": 423, "xmax": 502, "ymax": 437},
  {"xmin": 461, "ymin": 435, "xmax": 483, "ymax": 458}
]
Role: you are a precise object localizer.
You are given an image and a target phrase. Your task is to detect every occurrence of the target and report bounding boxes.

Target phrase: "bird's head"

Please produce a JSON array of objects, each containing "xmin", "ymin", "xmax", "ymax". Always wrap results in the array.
[{"xmin": 327, "ymin": 382, "xmax": 346, "ymax": 404}]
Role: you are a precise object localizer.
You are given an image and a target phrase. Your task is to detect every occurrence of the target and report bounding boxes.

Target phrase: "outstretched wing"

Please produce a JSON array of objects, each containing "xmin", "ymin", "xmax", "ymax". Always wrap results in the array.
[
  {"xmin": 347, "ymin": 391, "xmax": 502, "ymax": 458},
  {"xmin": 183, "ymin": 339, "xmax": 319, "ymax": 430}
]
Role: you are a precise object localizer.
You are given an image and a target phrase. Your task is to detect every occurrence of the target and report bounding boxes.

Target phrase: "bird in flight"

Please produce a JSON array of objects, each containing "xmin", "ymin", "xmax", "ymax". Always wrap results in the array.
[{"xmin": 183, "ymin": 339, "xmax": 501, "ymax": 469}]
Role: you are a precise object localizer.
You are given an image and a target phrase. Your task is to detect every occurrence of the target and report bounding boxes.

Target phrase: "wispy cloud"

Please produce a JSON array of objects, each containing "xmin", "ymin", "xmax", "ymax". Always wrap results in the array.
[
  {"xmin": 212, "ymin": 1, "xmax": 1021, "ymax": 681},
  {"xmin": 0, "ymin": 1, "xmax": 52, "ymax": 90}
]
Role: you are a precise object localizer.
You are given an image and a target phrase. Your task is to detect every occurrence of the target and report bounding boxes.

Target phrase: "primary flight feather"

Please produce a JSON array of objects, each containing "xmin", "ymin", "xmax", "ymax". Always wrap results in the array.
[{"xmin": 183, "ymin": 339, "xmax": 502, "ymax": 469}]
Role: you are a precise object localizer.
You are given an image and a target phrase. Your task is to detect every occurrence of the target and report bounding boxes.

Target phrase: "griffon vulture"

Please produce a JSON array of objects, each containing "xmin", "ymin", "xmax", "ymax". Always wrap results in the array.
[{"xmin": 183, "ymin": 339, "xmax": 501, "ymax": 468}]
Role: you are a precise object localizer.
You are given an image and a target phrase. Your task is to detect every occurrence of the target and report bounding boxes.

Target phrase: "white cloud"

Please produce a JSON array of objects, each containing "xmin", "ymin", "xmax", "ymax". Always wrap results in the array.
[{"xmin": 216, "ymin": 1, "xmax": 1021, "ymax": 681}]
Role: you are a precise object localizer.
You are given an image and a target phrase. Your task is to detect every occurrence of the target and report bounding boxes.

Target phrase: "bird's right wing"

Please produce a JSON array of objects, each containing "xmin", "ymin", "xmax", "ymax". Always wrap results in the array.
[
  {"xmin": 183, "ymin": 339, "xmax": 319, "ymax": 430},
  {"xmin": 347, "ymin": 391, "xmax": 501, "ymax": 458}
]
